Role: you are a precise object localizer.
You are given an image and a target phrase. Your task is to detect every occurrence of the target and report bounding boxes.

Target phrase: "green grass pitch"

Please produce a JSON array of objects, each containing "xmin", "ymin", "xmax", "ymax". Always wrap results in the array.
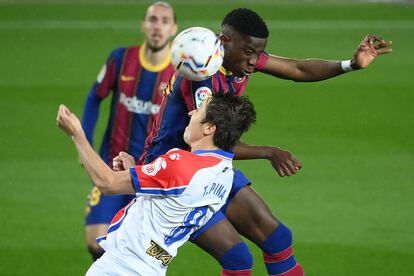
[{"xmin": 0, "ymin": 0, "xmax": 413, "ymax": 275}]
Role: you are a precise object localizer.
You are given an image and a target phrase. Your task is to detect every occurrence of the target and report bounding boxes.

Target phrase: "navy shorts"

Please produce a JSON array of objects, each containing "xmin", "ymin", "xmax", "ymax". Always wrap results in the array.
[
  {"xmin": 191, "ymin": 169, "xmax": 251, "ymax": 239},
  {"xmin": 85, "ymin": 186, "xmax": 135, "ymax": 225}
]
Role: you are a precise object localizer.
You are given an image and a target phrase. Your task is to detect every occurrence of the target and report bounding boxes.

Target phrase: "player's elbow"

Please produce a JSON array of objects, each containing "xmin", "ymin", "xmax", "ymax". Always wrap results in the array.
[{"xmin": 94, "ymin": 175, "xmax": 117, "ymax": 195}]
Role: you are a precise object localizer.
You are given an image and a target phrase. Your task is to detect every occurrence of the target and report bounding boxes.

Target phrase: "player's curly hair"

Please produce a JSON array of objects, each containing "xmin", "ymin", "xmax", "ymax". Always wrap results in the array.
[
  {"xmin": 222, "ymin": 8, "xmax": 269, "ymax": 39},
  {"xmin": 202, "ymin": 93, "xmax": 256, "ymax": 152}
]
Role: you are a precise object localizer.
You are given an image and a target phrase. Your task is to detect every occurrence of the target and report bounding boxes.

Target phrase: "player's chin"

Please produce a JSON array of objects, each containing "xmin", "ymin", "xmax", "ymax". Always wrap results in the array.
[
  {"xmin": 233, "ymin": 70, "xmax": 246, "ymax": 78},
  {"xmin": 147, "ymin": 40, "xmax": 168, "ymax": 52}
]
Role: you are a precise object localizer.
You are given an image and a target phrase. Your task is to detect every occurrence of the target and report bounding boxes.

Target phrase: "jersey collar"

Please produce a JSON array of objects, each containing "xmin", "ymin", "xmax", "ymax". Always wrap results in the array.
[
  {"xmin": 218, "ymin": 66, "xmax": 233, "ymax": 76},
  {"xmin": 193, "ymin": 149, "xmax": 234, "ymax": 160},
  {"xmin": 139, "ymin": 43, "xmax": 171, "ymax": 72}
]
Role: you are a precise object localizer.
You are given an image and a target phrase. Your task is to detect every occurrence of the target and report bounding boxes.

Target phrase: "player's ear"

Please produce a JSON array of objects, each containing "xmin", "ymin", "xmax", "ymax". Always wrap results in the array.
[
  {"xmin": 171, "ymin": 23, "xmax": 178, "ymax": 37},
  {"xmin": 203, "ymin": 123, "xmax": 216, "ymax": 136},
  {"xmin": 219, "ymin": 33, "xmax": 230, "ymax": 46}
]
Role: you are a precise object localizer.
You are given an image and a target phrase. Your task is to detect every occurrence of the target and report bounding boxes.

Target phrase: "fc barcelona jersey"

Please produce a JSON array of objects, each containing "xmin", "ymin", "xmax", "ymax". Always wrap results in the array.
[
  {"xmin": 82, "ymin": 45, "xmax": 176, "ymax": 164},
  {"xmin": 139, "ymin": 52, "xmax": 269, "ymax": 164}
]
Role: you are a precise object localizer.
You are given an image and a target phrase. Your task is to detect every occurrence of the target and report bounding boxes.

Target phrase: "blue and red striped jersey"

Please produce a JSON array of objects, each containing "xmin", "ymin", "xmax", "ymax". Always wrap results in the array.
[
  {"xmin": 82, "ymin": 45, "xmax": 176, "ymax": 164},
  {"xmin": 139, "ymin": 52, "xmax": 269, "ymax": 164}
]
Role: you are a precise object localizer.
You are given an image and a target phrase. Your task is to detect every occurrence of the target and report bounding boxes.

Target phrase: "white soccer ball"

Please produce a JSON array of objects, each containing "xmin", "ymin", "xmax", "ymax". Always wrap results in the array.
[{"xmin": 171, "ymin": 27, "xmax": 224, "ymax": 81}]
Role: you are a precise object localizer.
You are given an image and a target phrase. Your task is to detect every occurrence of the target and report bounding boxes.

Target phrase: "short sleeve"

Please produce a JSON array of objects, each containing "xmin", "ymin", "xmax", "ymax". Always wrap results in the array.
[{"xmin": 254, "ymin": 52, "xmax": 269, "ymax": 71}]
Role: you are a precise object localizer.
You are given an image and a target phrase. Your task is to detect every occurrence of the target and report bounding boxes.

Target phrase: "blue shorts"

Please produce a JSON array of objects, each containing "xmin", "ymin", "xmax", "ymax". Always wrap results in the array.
[
  {"xmin": 191, "ymin": 169, "xmax": 251, "ymax": 239},
  {"xmin": 85, "ymin": 186, "xmax": 135, "ymax": 225}
]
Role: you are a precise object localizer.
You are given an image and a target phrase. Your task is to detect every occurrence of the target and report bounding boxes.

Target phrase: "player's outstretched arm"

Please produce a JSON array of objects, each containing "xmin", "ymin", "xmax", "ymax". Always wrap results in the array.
[
  {"xmin": 259, "ymin": 34, "xmax": 392, "ymax": 82},
  {"xmin": 233, "ymin": 142, "xmax": 302, "ymax": 177},
  {"xmin": 56, "ymin": 105, "xmax": 135, "ymax": 195}
]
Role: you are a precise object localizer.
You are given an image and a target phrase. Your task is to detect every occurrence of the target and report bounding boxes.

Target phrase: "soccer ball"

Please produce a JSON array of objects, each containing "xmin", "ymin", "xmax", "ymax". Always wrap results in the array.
[{"xmin": 171, "ymin": 27, "xmax": 224, "ymax": 81}]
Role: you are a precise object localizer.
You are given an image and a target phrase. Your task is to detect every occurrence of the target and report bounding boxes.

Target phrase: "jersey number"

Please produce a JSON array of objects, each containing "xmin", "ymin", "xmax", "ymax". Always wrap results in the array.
[{"xmin": 164, "ymin": 206, "xmax": 208, "ymax": 246}]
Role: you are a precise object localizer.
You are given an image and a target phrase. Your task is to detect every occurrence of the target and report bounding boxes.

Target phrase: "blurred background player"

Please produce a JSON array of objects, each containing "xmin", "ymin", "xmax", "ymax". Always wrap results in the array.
[
  {"xmin": 81, "ymin": 1, "xmax": 177, "ymax": 261},
  {"xmin": 138, "ymin": 8, "xmax": 392, "ymax": 276},
  {"xmin": 57, "ymin": 93, "xmax": 257, "ymax": 275}
]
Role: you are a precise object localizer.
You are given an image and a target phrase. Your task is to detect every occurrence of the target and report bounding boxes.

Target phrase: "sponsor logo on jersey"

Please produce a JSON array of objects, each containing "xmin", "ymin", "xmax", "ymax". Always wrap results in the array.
[
  {"xmin": 141, "ymin": 157, "xmax": 167, "ymax": 176},
  {"xmin": 146, "ymin": 240, "xmax": 172, "ymax": 267},
  {"xmin": 121, "ymin": 74, "xmax": 135, "ymax": 81},
  {"xmin": 96, "ymin": 64, "xmax": 106, "ymax": 83},
  {"xmin": 168, "ymin": 153, "xmax": 181, "ymax": 161},
  {"xmin": 195, "ymin": 87, "xmax": 212, "ymax": 109},
  {"xmin": 119, "ymin": 92, "xmax": 160, "ymax": 115}
]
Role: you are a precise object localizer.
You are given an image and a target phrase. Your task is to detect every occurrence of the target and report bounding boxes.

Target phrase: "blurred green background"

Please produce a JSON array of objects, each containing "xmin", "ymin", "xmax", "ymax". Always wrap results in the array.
[{"xmin": 1, "ymin": 0, "xmax": 413, "ymax": 275}]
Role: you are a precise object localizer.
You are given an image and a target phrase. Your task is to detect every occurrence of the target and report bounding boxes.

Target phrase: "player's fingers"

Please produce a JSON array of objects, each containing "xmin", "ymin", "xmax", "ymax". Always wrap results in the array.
[
  {"xmin": 376, "ymin": 48, "xmax": 393, "ymax": 55},
  {"xmin": 371, "ymin": 35, "xmax": 386, "ymax": 45},
  {"xmin": 374, "ymin": 40, "xmax": 392, "ymax": 49},
  {"xmin": 290, "ymin": 156, "xmax": 302, "ymax": 169},
  {"xmin": 281, "ymin": 163, "xmax": 293, "ymax": 176},
  {"xmin": 285, "ymin": 159, "xmax": 297, "ymax": 173},
  {"xmin": 274, "ymin": 165, "xmax": 285, "ymax": 177},
  {"xmin": 119, "ymin": 151, "xmax": 129, "ymax": 156}
]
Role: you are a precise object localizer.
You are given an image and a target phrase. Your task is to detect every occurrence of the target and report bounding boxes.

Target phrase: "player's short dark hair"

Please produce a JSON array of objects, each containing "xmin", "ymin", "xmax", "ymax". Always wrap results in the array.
[
  {"xmin": 202, "ymin": 93, "xmax": 256, "ymax": 152},
  {"xmin": 222, "ymin": 8, "xmax": 269, "ymax": 39},
  {"xmin": 144, "ymin": 1, "xmax": 176, "ymax": 23}
]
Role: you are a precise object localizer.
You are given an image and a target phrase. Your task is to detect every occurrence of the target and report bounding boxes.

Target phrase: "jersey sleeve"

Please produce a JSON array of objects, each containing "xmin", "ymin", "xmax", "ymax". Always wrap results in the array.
[
  {"xmin": 81, "ymin": 48, "xmax": 124, "ymax": 145},
  {"xmin": 254, "ymin": 51, "xmax": 270, "ymax": 71},
  {"xmin": 130, "ymin": 150, "xmax": 189, "ymax": 196},
  {"xmin": 179, "ymin": 77, "xmax": 213, "ymax": 110}
]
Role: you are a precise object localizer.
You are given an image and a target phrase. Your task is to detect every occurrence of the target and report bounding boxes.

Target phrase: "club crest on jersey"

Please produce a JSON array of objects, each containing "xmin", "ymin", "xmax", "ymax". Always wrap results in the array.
[
  {"xmin": 234, "ymin": 76, "xmax": 245, "ymax": 83},
  {"xmin": 141, "ymin": 157, "xmax": 167, "ymax": 176},
  {"xmin": 195, "ymin": 87, "xmax": 212, "ymax": 109}
]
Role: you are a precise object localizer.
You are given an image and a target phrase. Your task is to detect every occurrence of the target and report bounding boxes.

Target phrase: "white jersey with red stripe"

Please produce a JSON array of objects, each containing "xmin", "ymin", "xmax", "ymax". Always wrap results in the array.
[{"xmin": 90, "ymin": 148, "xmax": 234, "ymax": 276}]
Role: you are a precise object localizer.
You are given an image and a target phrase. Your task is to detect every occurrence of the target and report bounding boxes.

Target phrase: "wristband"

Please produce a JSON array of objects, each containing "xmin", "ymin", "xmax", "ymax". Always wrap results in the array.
[{"xmin": 341, "ymin": 60, "xmax": 354, "ymax": 72}]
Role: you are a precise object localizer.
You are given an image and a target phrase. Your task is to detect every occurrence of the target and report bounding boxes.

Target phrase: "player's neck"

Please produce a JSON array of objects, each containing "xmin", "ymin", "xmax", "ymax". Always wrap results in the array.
[
  {"xmin": 143, "ymin": 43, "xmax": 170, "ymax": 66},
  {"xmin": 190, "ymin": 140, "xmax": 220, "ymax": 153}
]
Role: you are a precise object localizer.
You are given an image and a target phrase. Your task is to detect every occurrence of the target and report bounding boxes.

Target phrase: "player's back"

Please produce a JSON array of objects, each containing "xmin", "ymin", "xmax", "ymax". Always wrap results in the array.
[{"xmin": 97, "ymin": 149, "xmax": 234, "ymax": 275}]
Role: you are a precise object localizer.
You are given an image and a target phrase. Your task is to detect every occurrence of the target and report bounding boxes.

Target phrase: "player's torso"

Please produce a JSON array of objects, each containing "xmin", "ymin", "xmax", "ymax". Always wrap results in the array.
[
  {"xmin": 102, "ymin": 46, "xmax": 175, "ymax": 161},
  {"xmin": 143, "ymin": 70, "xmax": 250, "ymax": 163},
  {"xmin": 99, "ymin": 151, "xmax": 233, "ymax": 272}
]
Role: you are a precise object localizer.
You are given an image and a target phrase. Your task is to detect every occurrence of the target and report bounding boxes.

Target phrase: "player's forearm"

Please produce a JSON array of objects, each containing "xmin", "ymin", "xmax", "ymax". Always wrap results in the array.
[
  {"xmin": 262, "ymin": 55, "xmax": 357, "ymax": 82},
  {"xmin": 292, "ymin": 59, "xmax": 351, "ymax": 82},
  {"xmin": 233, "ymin": 142, "xmax": 274, "ymax": 160},
  {"xmin": 71, "ymin": 131, "xmax": 117, "ymax": 194}
]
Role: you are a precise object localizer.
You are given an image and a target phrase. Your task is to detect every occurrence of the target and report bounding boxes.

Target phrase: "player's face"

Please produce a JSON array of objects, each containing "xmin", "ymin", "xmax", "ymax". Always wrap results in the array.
[
  {"xmin": 183, "ymin": 98, "xmax": 210, "ymax": 146},
  {"xmin": 141, "ymin": 5, "xmax": 177, "ymax": 51},
  {"xmin": 221, "ymin": 31, "xmax": 267, "ymax": 78}
]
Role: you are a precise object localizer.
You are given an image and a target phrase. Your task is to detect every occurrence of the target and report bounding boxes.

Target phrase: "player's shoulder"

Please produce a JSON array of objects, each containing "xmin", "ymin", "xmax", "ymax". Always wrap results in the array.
[{"xmin": 107, "ymin": 45, "xmax": 140, "ymax": 60}]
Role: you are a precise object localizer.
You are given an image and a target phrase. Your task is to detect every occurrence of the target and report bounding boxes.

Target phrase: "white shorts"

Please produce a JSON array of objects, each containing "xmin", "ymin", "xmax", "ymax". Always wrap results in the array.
[{"xmin": 86, "ymin": 252, "xmax": 144, "ymax": 276}]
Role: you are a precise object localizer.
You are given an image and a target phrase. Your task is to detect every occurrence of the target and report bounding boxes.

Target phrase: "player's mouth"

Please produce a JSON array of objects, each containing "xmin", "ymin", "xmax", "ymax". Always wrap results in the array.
[
  {"xmin": 242, "ymin": 69, "xmax": 253, "ymax": 76},
  {"xmin": 151, "ymin": 33, "xmax": 163, "ymax": 41}
]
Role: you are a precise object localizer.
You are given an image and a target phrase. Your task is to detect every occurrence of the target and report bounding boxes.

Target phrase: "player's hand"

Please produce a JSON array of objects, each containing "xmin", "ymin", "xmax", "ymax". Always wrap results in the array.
[
  {"xmin": 56, "ymin": 104, "xmax": 82, "ymax": 137},
  {"xmin": 351, "ymin": 35, "xmax": 392, "ymax": 69},
  {"xmin": 268, "ymin": 147, "xmax": 302, "ymax": 177},
  {"xmin": 113, "ymin": 151, "xmax": 135, "ymax": 171}
]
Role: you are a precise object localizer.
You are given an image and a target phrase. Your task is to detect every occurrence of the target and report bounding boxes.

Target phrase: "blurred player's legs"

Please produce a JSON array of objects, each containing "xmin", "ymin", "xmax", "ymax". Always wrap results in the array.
[
  {"xmin": 192, "ymin": 214, "xmax": 253, "ymax": 276},
  {"xmin": 193, "ymin": 170, "xmax": 303, "ymax": 275},
  {"xmin": 226, "ymin": 186, "xmax": 304, "ymax": 275},
  {"xmin": 85, "ymin": 186, "xmax": 134, "ymax": 260},
  {"xmin": 86, "ymin": 251, "xmax": 143, "ymax": 276}
]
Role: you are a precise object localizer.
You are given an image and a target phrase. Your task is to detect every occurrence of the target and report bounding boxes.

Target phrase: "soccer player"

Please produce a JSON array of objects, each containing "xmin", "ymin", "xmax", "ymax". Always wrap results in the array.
[
  {"xmin": 137, "ymin": 8, "xmax": 392, "ymax": 276},
  {"xmin": 81, "ymin": 1, "xmax": 177, "ymax": 260},
  {"xmin": 56, "ymin": 93, "xmax": 257, "ymax": 275}
]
